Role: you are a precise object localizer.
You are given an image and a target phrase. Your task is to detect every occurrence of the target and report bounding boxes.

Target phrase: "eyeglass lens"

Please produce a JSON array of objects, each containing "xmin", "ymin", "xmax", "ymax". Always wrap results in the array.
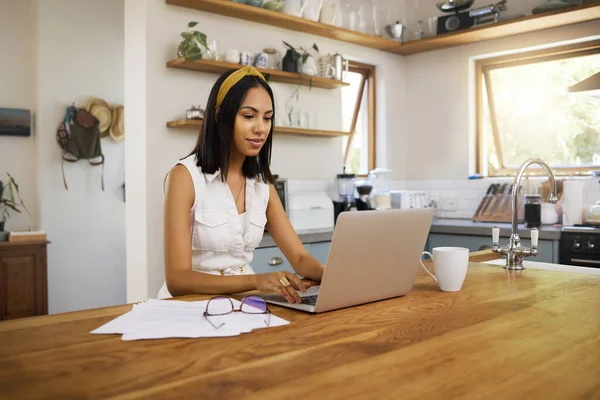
[
  {"xmin": 240, "ymin": 296, "xmax": 268, "ymax": 314},
  {"xmin": 206, "ymin": 297, "xmax": 234, "ymax": 315}
]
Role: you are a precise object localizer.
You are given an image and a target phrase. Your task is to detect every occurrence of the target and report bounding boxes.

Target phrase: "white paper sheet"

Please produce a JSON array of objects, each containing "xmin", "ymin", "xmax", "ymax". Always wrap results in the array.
[{"xmin": 91, "ymin": 298, "xmax": 289, "ymax": 341}]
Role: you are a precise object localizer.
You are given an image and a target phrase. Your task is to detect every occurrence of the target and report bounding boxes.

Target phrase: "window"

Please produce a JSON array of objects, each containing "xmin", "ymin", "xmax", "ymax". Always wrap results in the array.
[
  {"xmin": 476, "ymin": 40, "xmax": 600, "ymax": 176},
  {"xmin": 342, "ymin": 62, "xmax": 376, "ymax": 176}
]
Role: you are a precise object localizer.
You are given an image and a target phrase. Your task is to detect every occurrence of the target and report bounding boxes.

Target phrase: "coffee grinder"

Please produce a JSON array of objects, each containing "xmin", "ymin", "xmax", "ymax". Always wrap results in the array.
[
  {"xmin": 333, "ymin": 171, "xmax": 356, "ymax": 224},
  {"xmin": 355, "ymin": 179, "xmax": 375, "ymax": 211}
]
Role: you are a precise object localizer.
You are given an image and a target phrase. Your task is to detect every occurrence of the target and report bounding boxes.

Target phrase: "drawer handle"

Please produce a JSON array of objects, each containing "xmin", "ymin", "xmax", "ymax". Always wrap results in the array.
[{"xmin": 268, "ymin": 257, "xmax": 283, "ymax": 266}]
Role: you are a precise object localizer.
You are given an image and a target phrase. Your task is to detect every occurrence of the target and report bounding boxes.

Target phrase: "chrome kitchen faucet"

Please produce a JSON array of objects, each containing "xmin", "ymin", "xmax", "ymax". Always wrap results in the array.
[{"xmin": 491, "ymin": 158, "xmax": 558, "ymax": 270}]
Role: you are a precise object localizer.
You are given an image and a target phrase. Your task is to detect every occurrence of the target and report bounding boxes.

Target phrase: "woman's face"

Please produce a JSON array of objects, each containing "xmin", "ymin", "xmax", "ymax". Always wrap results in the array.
[{"xmin": 232, "ymin": 86, "xmax": 273, "ymax": 158}]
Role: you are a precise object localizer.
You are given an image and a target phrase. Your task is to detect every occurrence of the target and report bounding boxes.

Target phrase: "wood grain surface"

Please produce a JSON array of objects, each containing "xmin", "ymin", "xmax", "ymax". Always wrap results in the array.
[
  {"xmin": 1, "ymin": 259, "xmax": 599, "ymax": 400},
  {"xmin": 166, "ymin": 58, "xmax": 349, "ymax": 90}
]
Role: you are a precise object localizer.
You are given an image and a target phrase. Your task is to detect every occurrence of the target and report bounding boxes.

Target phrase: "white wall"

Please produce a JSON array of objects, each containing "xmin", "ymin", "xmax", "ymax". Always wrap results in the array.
[
  {"xmin": 0, "ymin": 0, "xmax": 37, "ymax": 231},
  {"xmin": 401, "ymin": 20, "xmax": 600, "ymax": 180},
  {"xmin": 124, "ymin": 0, "xmax": 407, "ymax": 301},
  {"xmin": 35, "ymin": 0, "xmax": 126, "ymax": 313}
]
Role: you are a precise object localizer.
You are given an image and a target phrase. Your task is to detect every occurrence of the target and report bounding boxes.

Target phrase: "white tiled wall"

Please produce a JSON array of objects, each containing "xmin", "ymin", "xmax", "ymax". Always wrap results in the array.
[{"xmin": 287, "ymin": 176, "xmax": 600, "ymax": 221}]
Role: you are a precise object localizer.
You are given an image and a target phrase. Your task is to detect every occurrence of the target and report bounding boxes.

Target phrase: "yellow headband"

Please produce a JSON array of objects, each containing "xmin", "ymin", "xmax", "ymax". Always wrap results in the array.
[{"xmin": 216, "ymin": 66, "xmax": 267, "ymax": 107}]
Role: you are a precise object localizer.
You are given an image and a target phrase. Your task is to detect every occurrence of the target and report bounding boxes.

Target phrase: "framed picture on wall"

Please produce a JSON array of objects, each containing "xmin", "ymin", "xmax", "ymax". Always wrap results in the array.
[{"xmin": 0, "ymin": 108, "xmax": 31, "ymax": 137}]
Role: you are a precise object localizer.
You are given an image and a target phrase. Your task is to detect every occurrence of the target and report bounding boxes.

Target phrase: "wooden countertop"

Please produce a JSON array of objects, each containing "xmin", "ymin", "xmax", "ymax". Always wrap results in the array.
[{"xmin": 1, "ymin": 253, "xmax": 599, "ymax": 399}]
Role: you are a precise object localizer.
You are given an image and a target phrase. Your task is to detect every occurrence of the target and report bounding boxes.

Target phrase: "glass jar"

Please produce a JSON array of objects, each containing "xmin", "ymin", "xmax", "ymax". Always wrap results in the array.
[{"xmin": 524, "ymin": 194, "xmax": 542, "ymax": 228}]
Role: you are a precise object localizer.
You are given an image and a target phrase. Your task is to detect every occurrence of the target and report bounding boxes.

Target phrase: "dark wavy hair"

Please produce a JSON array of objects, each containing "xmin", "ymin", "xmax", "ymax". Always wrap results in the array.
[{"xmin": 188, "ymin": 69, "xmax": 275, "ymax": 184}]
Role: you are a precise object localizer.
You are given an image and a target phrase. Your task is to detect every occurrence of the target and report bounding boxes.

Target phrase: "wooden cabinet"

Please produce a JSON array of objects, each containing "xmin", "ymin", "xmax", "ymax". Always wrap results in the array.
[{"xmin": 0, "ymin": 241, "xmax": 48, "ymax": 320}]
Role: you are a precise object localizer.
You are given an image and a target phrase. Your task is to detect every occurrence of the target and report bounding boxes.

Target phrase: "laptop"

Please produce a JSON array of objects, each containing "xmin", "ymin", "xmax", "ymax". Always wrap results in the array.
[{"xmin": 263, "ymin": 208, "xmax": 435, "ymax": 313}]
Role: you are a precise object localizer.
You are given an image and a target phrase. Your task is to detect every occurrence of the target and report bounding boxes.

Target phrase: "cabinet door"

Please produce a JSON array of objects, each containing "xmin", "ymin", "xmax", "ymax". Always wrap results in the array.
[
  {"xmin": 427, "ymin": 233, "xmax": 556, "ymax": 263},
  {"xmin": 0, "ymin": 249, "xmax": 42, "ymax": 320},
  {"xmin": 251, "ymin": 247, "xmax": 294, "ymax": 275},
  {"xmin": 310, "ymin": 242, "xmax": 331, "ymax": 265}
]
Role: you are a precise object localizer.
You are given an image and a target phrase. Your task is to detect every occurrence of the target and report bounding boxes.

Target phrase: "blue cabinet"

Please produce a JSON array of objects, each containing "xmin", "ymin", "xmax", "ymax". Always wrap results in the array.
[
  {"xmin": 251, "ymin": 247, "xmax": 294, "ymax": 274},
  {"xmin": 426, "ymin": 233, "xmax": 559, "ymax": 264},
  {"xmin": 251, "ymin": 241, "xmax": 332, "ymax": 274},
  {"xmin": 310, "ymin": 242, "xmax": 331, "ymax": 265}
]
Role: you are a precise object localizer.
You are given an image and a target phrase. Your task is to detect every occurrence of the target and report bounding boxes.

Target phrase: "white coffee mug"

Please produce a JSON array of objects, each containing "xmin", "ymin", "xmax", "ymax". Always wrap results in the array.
[
  {"xmin": 225, "ymin": 49, "xmax": 240, "ymax": 64},
  {"xmin": 241, "ymin": 51, "xmax": 254, "ymax": 66},
  {"xmin": 254, "ymin": 52, "xmax": 269, "ymax": 69},
  {"xmin": 420, "ymin": 247, "xmax": 469, "ymax": 292}
]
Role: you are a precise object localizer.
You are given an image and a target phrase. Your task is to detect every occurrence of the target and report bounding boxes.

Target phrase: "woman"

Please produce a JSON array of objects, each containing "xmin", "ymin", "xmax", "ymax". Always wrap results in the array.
[{"xmin": 159, "ymin": 66, "xmax": 325, "ymax": 304}]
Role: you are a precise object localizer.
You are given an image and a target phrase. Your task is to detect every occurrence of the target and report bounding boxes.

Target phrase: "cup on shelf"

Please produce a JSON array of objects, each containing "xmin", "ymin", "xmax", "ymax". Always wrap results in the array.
[
  {"xmin": 427, "ymin": 16, "xmax": 438, "ymax": 37},
  {"xmin": 299, "ymin": 110, "xmax": 309, "ymax": 129},
  {"xmin": 207, "ymin": 39, "xmax": 220, "ymax": 60},
  {"xmin": 241, "ymin": 51, "xmax": 254, "ymax": 66},
  {"xmin": 307, "ymin": 111, "xmax": 316, "ymax": 129},
  {"xmin": 263, "ymin": 48, "xmax": 281, "ymax": 70},
  {"xmin": 318, "ymin": 55, "xmax": 336, "ymax": 78},
  {"xmin": 225, "ymin": 49, "xmax": 241, "ymax": 64},
  {"xmin": 254, "ymin": 52, "xmax": 269, "ymax": 69}
]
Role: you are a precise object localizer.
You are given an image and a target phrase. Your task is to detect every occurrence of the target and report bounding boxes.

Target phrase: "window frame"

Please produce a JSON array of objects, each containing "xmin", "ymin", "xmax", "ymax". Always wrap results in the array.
[
  {"xmin": 475, "ymin": 39, "xmax": 600, "ymax": 177},
  {"xmin": 343, "ymin": 61, "xmax": 377, "ymax": 177}
]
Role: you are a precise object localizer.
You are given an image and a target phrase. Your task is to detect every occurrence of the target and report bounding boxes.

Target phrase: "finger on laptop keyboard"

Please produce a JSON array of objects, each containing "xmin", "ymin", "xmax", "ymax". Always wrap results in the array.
[
  {"xmin": 285, "ymin": 272, "xmax": 307, "ymax": 293},
  {"xmin": 272, "ymin": 283, "xmax": 295, "ymax": 303},
  {"xmin": 284, "ymin": 282, "xmax": 302, "ymax": 303},
  {"xmin": 278, "ymin": 273, "xmax": 302, "ymax": 303}
]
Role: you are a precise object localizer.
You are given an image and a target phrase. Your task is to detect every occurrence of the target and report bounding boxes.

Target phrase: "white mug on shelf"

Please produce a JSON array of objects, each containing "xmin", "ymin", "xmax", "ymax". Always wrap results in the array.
[
  {"xmin": 420, "ymin": 247, "xmax": 469, "ymax": 292},
  {"xmin": 241, "ymin": 51, "xmax": 254, "ymax": 66},
  {"xmin": 254, "ymin": 52, "xmax": 269, "ymax": 69},
  {"xmin": 225, "ymin": 49, "xmax": 240, "ymax": 64}
]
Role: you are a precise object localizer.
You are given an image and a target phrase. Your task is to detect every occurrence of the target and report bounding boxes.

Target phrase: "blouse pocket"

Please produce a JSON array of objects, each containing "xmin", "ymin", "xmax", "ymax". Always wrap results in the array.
[
  {"xmin": 193, "ymin": 211, "xmax": 230, "ymax": 252},
  {"xmin": 246, "ymin": 212, "xmax": 267, "ymax": 250}
]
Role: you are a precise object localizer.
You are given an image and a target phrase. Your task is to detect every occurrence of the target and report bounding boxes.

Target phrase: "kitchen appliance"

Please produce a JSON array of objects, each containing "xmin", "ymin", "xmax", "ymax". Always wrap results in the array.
[
  {"xmin": 435, "ymin": 0, "xmax": 475, "ymax": 34},
  {"xmin": 333, "ymin": 172, "xmax": 355, "ymax": 224},
  {"xmin": 273, "ymin": 176, "xmax": 289, "ymax": 215},
  {"xmin": 560, "ymin": 225, "xmax": 600, "ymax": 269},
  {"xmin": 391, "ymin": 191, "xmax": 430, "ymax": 210},
  {"xmin": 368, "ymin": 168, "xmax": 392, "ymax": 210},
  {"xmin": 289, "ymin": 192, "xmax": 334, "ymax": 232},
  {"xmin": 562, "ymin": 180, "xmax": 585, "ymax": 226},
  {"xmin": 585, "ymin": 173, "xmax": 600, "ymax": 224},
  {"xmin": 355, "ymin": 179, "xmax": 374, "ymax": 211},
  {"xmin": 469, "ymin": 0, "xmax": 507, "ymax": 26},
  {"xmin": 587, "ymin": 201, "xmax": 600, "ymax": 224}
]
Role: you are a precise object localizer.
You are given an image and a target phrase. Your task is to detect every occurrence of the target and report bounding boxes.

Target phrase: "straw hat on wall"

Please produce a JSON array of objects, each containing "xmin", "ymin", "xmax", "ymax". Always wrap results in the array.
[
  {"xmin": 110, "ymin": 105, "xmax": 124, "ymax": 143},
  {"xmin": 85, "ymin": 97, "xmax": 112, "ymax": 138}
]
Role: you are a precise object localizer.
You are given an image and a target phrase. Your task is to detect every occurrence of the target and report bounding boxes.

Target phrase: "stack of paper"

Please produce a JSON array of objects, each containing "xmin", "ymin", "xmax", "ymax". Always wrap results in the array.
[{"xmin": 91, "ymin": 298, "xmax": 289, "ymax": 341}]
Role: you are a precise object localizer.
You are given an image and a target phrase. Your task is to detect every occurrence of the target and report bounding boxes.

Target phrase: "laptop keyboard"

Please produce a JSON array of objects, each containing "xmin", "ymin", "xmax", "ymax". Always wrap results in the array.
[{"xmin": 301, "ymin": 295, "xmax": 318, "ymax": 306}]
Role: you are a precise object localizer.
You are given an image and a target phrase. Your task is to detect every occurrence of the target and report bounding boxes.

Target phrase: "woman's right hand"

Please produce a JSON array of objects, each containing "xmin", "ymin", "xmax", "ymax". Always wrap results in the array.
[{"xmin": 252, "ymin": 271, "xmax": 310, "ymax": 304}]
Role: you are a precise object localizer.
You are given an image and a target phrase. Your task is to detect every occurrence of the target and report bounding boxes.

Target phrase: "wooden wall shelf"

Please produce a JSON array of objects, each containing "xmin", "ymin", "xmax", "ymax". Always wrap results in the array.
[
  {"xmin": 165, "ymin": 0, "xmax": 398, "ymax": 51},
  {"xmin": 167, "ymin": 58, "xmax": 349, "ymax": 89},
  {"xmin": 392, "ymin": 3, "xmax": 600, "ymax": 56},
  {"xmin": 166, "ymin": 119, "xmax": 350, "ymax": 138},
  {"xmin": 166, "ymin": 0, "xmax": 600, "ymax": 55}
]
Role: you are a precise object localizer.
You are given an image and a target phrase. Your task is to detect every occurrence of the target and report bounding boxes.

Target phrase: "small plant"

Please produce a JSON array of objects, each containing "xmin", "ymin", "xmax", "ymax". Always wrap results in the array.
[
  {"xmin": 0, "ymin": 173, "xmax": 29, "ymax": 230},
  {"xmin": 178, "ymin": 21, "xmax": 209, "ymax": 60},
  {"xmin": 282, "ymin": 41, "xmax": 319, "ymax": 65}
]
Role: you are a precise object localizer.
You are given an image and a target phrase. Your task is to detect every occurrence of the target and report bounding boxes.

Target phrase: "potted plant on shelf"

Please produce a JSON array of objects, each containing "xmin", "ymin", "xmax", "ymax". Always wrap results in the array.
[
  {"xmin": 282, "ymin": 41, "xmax": 319, "ymax": 76},
  {"xmin": 0, "ymin": 173, "xmax": 29, "ymax": 241},
  {"xmin": 177, "ymin": 21, "xmax": 210, "ymax": 60}
]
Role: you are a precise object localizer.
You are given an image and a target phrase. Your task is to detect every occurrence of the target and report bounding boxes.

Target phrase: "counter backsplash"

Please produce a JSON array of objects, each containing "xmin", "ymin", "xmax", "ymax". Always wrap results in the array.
[{"xmin": 285, "ymin": 177, "xmax": 600, "ymax": 221}]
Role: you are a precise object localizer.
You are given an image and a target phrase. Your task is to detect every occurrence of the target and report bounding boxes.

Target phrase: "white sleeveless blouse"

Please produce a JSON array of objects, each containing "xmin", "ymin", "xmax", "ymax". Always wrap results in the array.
[{"xmin": 157, "ymin": 155, "xmax": 270, "ymax": 299}]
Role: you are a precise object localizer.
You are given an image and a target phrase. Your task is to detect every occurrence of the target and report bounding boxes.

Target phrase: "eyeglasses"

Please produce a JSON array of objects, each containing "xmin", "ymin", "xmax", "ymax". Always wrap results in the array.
[{"xmin": 203, "ymin": 295, "xmax": 271, "ymax": 330}]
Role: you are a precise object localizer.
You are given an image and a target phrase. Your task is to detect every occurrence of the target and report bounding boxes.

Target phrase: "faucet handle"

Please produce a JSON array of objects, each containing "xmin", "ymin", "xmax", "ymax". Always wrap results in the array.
[
  {"xmin": 531, "ymin": 228, "xmax": 539, "ymax": 248},
  {"xmin": 492, "ymin": 227, "xmax": 499, "ymax": 246}
]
